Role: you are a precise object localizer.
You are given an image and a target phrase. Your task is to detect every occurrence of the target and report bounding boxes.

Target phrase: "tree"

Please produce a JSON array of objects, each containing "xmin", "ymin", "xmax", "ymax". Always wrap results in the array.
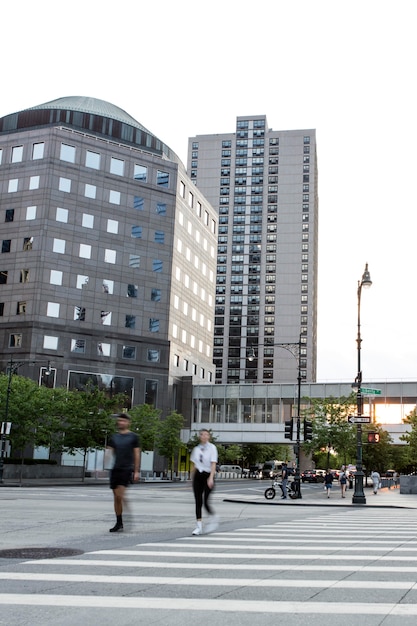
[
  {"xmin": 129, "ymin": 404, "xmax": 161, "ymax": 451},
  {"xmin": 362, "ymin": 425, "xmax": 393, "ymax": 474},
  {"xmin": 303, "ymin": 395, "xmax": 357, "ymax": 468},
  {"xmin": 157, "ymin": 410, "xmax": 184, "ymax": 478},
  {"xmin": 401, "ymin": 408, "xmax": 417, "ymax": 472},
  {"xmin": 60, "ymin": 385, "xmax": 124, "ymax": 479}
]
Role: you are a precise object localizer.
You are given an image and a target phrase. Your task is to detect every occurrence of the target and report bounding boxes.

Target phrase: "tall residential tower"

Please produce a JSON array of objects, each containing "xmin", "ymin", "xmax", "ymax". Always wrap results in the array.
[{"xmin": 188, "ymin": 115, "xmax": 318, "ymax": 385}]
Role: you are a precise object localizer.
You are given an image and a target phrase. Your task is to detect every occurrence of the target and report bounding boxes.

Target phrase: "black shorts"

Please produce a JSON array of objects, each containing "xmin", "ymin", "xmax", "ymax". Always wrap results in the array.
[{"xmin": 110, "ymin": 468, "xmax": 132, "ymax": 490}]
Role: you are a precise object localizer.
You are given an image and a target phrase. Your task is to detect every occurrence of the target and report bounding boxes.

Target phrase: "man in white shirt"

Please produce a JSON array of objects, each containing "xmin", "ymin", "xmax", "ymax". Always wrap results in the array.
[{"xmin": 190, "ymin": 429, "xmax": 219, "ymax": 536}]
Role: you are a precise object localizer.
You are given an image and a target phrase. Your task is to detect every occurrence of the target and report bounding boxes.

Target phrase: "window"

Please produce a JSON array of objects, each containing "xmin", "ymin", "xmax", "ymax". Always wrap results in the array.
[
  {"xmin": 23, "ymin": 237, "xmax": 33, "ymax": 251},
  {"xmin": 47, "ymin": 302, "xmax": 60, "ymax": 317},
  {"xmin": 151, "ymin": 288, "xmax": 161, "ymax": 301},
  {"xmin": 145, "ymin": 379, "xmax": 158, "ymax": 406},
  {"xmin": 85, "ymin": 184, "xmax": 96, "ymax": 199},
  {"xmin": 76, "ymin": 275, "xmax": 89, "ymax": 289},
  {"xmin": 85, "ymin": 150, "xmax": 100, "ymax": 169},
  {"xmin": 74, "ymin": 306, "xmax": 86, "ymax": 321},
  {"xmin": 8, "ymin": 179, "xmax": 18, "ymax": 193},
  {"xmin": 154, "ymin": 230, "xmax": 164, "ymax": 244},
  {"xmin": 110, "ymin": 157, "xmax": 124, "ymax": 176},
  {"xmin": 156, "ymin": 170, "xmax": 169, "ymax": 187},
  {"xmin": 29, "ymin": 176, "xmax": 40, "ymax": 190},
  {"xmin": 102, "ymin": 279, "xmax": 114, "ymax": 294},
  {"xmin": 156, "ymin": 202, "xmax": 166, "ymax": 215},
  {"xmin": 107, "ymin": 219, "xmax": 118, "ymax": 234},
  {"xmin": 104, "ymin": 249, "xmax": 116, "ymax": 264},
  {"xmin": 101, "ymin": 310, "xmax": 111, "ymax": 325},
  {"xmin": 20, "ymin": 269, "xmax": 30, "ymax": 283},
  {"xmin": 79, "ymin": 244, "xmax": 92, "ymax": 259},
  {"xmin": 59, "ymin": 177, "xmax": 71, "ymax": 193},
  {"xmin": 11, "ymin": 146, "xmax": 23, "ymax": 163},
  {"xmin": 32, "ymin": 143, "xmax": 44, "ymax": 160},
  {"xmin": 131, "ymin": 226, "xmax": 142, "ymax": 238},
  {"xmin": 122, "ymin": 346, "xmax": 136, "ymax": 359},
  {"xmin": 10, "ymin": 333, "xmax": 22, "ymax": 347},
  {"xmin": 71, "ymin": 339, "xmax": 86, "ymax": 353},
  {"xmin": 134, "ymin": 196, "xmax": 144, "ymax": 210},
  {"xmin": 149, "ymin": 318, "xmax": 159, "ymax": 332},
  {"xmin": 127, "ymin": 284, "xmax": 138, "ymax": 298},
  {"xmin": 97, "ymin": 342, "xmax": 111, "ymax": 356},
  {"xmin": 26, "ymin": 206, "xmax": 36, "ymax": 220},
  {"xmin": 82, "ymin": 214, "xmax": 94, "ymax": 228},
  {"xmin": 2, "ymin": 240, "xmax": 11, "ymax": 253},
  {"xmin": 56, "ymin": 207, "xmax": 68, "ymax": 223},
  {"xmin": 60, "ymin": 144, "xmax": 76, "ymax": 163},
  {"xmin": 0, "ymin": 271, "xmax": 8, "ymax": 284},
  {"xmin": 109, "ymin": 190, "xmax": 120, "ymax": 205},
  {"xmin": 43, "ymin": 335, "xmax": 58, "ymax": 350},
  {"xmin": 147, "ymin": 349, "xmax": 160, "ymax": 362},
  {"xmin": 153, "ymin": 259, "xmax": 162, "ymax": 272},
  {"xmin": 50, "ymin": 270, "xmax": 62, "ymax": 285},
  {"xmin": 127, "ymin": 253, "xmax": 140, "ymax": 269},
  {"xmin": 134, "ymin": 164, "xmax": 147, "ymax": 181},
  {"xmin": 125, "ymin": 315, "xmax": 136, "ymax": 329},
  {"xmin": 17, "ymin": 301, "xmax": 26, "ymax": 314},
  {"xmin": 0, "ymin": 303, "xmax": 4, "ymax": 316}
]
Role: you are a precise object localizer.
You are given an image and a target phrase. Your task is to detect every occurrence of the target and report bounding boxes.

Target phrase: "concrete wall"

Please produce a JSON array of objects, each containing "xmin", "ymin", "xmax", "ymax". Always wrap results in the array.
[
  {"xmin": 3, "ymin": 465, "xmax": 84, "ymax": 480},
  {"xmin": 400, "ymin": 475, "xmax": 417, "ymax": 494}
]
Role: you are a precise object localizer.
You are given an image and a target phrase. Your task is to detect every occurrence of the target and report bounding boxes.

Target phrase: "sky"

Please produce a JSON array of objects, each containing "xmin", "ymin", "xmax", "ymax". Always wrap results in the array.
[{"xmin": 2, "ymin": 0, "xmax": 416, "ymax": 384}]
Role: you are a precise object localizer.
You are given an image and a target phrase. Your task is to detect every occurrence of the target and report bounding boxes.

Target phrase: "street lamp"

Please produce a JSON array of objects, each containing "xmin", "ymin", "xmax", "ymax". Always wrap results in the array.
[
  {"xmin": 0, "ymin": 358, "xmax": 51, "ymax": 483},
  {"xmin": 247, "ymin": 335, "xmax": 303, "ymax": 499},
  {"xmin": 352, "ymin": 263, "xmax": 372, "ymax": 505}
]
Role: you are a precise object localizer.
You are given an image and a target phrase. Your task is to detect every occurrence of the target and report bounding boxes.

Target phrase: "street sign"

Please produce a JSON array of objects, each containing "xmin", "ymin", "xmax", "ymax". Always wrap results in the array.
[
  {"xmin": 360, "ymin": 388, "xmax": 381, "ymax": 395},
  {"xmin": 348, "ymin": 415, "xmax": 371, "ymax": 424}
]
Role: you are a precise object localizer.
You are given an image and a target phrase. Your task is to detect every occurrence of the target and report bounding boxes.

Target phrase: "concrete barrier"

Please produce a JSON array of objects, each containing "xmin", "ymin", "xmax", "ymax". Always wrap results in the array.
[
  {"xmin": 3, "ymin": 464, "xmax": 84, "ymax": 480},
  {"xmin": 400, "ymin": 475, "xmax": 417, "ymax": 494}
]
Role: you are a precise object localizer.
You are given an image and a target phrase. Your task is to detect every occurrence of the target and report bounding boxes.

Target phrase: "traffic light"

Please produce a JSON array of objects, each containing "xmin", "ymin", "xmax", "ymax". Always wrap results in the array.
[
  {"xmin": 303, "ymin": 418, "xmax": 313, "ymax": 441},
  {"xmin": 284, "ymin": 418, "xmax": 293, "ymax": 439},
  {"xmin": 367, "ymin": 432, "xmax": 380, "ymax": 443}
]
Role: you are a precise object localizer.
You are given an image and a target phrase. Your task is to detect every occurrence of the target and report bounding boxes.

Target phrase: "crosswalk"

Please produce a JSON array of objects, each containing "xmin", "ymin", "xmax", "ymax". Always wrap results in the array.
[{"xmin": 2, "ymin": 508, "xmax": 417, "ymax": 624}]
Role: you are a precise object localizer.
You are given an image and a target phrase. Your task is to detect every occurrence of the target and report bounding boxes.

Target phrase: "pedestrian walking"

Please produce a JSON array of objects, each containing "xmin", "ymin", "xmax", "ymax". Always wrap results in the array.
[
  {"xmin": 324, "ymin": 470, "xmax": 334, "ymax": 498},
  {"xmin": 339, "ymin": 468, "xmax": 347, "ymax": 498},
  {"xmin": 106, "ymin": 413, "xmax": 141, "ymax": 532},
  {"xmin": 393, "ymin": 471, "xmax": 399, "ymax": 488},
  {"xmin": 371, "ymin": 469, "xmax": 381, "ymax": 494},
  {"xmin": 190, "ymin": 428, "xmax": 219, "ymax": 536}
]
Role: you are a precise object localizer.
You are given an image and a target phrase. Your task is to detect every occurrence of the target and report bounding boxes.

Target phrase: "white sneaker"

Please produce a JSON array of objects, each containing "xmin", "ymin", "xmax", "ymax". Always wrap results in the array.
[
  {"xmin": 192, "ymin": 525, "xmax": 202, "ymax": 536},
  {"xmin": 205, "ymin": 515, "xmax": 219, "ymax": 534}
]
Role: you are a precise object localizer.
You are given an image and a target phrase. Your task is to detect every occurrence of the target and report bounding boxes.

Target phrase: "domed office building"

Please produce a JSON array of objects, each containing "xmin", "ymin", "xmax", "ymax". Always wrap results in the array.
[{"xmin": 0, "ymin": 96, "xmax": 217, "ymax": 467}]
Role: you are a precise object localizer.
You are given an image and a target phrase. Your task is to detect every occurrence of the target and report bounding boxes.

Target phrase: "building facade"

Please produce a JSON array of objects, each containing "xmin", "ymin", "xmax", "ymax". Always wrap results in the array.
[
  {"xmin": 0, "ymin": 96, "xmax": 218, "ymax": 425},
  {"xmin": 187, "ymin": 116, "xmax": 318, "ymax": 385}
]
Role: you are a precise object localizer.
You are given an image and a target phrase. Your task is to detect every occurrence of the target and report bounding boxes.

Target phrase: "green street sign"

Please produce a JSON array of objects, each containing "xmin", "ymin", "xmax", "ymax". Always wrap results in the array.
[{"xmin": 360, "ymin": 387, "xmax": 381, "ymax": 395}]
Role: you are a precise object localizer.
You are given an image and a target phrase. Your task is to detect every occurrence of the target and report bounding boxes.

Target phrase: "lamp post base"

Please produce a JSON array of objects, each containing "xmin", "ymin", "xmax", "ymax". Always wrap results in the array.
[
  {"xmin": 352, "ymin": 472, "xmax": 367, "ymax": 505},
  {"xmin": 352, "ymin": 493, "xmax": 367, "ymax": 505}
]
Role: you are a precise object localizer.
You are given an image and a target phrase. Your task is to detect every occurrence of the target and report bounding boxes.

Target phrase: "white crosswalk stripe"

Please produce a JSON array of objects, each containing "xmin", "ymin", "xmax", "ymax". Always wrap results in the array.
[{"xmin": 2, "ymin": 508, "xmax": 417, "ymax": 623}]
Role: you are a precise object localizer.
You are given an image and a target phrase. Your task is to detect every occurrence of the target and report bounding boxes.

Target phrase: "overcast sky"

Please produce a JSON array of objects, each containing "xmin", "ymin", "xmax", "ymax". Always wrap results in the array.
[{"xmin": 2, "ymin": 0, "xmax": 416, "ymax": 383}]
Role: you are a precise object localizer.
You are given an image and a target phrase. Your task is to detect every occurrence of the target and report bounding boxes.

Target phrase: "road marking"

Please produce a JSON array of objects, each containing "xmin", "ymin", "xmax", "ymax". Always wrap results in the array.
[
  {"xmin": 1, "ymin": 594, "xmax": 417, "ymax": 615},
  {"xmin": 0, "ymin": 572, "xmax": 415, "ymax": 590}
]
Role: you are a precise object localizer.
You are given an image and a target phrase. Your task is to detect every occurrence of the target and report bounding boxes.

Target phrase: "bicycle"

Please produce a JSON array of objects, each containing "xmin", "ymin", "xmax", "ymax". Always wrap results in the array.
[{"xmin": 264, "ymin": 478, "xmax": 298, "ymax": 500}]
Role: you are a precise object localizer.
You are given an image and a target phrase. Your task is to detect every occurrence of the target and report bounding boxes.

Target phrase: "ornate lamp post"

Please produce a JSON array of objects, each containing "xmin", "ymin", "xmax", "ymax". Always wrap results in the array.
[
  {"xmin": 248, "ymin": 335, "xmax": 303, "ymax": 498},
  {"xmin": 352, "ymin": 263, "xmax": 372, "ymax": 505}
]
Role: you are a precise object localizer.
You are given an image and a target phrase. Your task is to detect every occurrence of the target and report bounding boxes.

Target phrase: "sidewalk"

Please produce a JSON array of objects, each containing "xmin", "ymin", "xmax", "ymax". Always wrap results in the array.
[{"xmin": 224, "ymin": 483, "xmax": 417, "ymax": 509}]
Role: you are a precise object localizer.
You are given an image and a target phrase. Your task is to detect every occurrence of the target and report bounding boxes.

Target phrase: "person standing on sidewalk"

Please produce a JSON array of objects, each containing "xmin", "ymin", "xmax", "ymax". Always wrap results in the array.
[
  {"xmin": 280, "ymin": 463, "xmax": 290, "ymax": 499},
  {"xmin": 393, "ymin": 471, "xmax": 399, "ymax": 488},
  {"xmin": 324, "ymin": 470, "xmax": 334, "ymax": 498},
  {"xmin": 190, "ymin": 429, "xmax": 218, "ymax": 536},
  {"xmin": 339, "ymin": 468, "xmax": 348, "ymax": 498},
  {"xmin": 106, "ymin": 413, "xmax": 140, "ymax": 532},
  {"xmin": 371, "ymin": 469, "xmax": 381, "ymax": 495}
]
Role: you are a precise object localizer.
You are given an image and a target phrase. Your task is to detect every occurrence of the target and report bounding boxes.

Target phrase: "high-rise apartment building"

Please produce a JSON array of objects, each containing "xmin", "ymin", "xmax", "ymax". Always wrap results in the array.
[
  {"xmin": 0, "ymin": 96, "xmax": 218, "ymax": 423},
  {"xmin": 188, "ymin": 115, "xmax": 318, "ymax": 385}
]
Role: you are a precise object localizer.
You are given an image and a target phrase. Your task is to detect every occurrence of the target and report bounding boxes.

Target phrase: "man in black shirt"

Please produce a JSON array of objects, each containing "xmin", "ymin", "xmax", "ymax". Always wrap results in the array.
[{"xmin": 107, "ymin": 413, "xmax": 140, "ymax": 532}]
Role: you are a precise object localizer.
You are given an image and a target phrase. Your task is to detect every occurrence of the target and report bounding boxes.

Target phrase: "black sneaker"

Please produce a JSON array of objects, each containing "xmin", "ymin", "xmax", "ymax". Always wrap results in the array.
[{"xmin": 109, "ymin": 522, "xmax": 123, "ymax": 532}]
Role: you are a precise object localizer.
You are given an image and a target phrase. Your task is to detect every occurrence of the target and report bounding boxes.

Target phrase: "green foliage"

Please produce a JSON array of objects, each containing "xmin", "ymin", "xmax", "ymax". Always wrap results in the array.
[
  {"xmin": 129, "ymin": 404, "xmax": 161, "ymax": 451},
  {"xmin": 362, "ymin": 426, "xmax": 393, "ymax": 474},
  {"xmin": 157, "ymin": 410, "xmax": 184, "ymax": 474},
  {"xmin": 186, "ymin": 429, "xmax": 218, "ymax": 452},
  {"xmin": 401, "ymin": 407, "xmax": 417, "ymax": 468},
  {"xmin": 304, "ymin": 395, "xmax": 357, "ymax": 465}
]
